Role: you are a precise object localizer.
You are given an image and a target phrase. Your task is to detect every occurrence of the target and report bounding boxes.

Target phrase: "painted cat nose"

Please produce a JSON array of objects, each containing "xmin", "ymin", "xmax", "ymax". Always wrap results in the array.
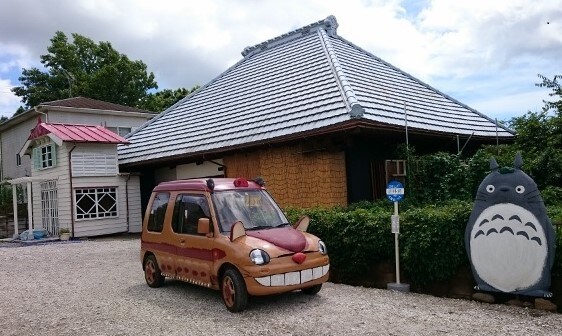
[{"xmin": 499, "ymin": 186, "xmax": 510, "ymax": 192}]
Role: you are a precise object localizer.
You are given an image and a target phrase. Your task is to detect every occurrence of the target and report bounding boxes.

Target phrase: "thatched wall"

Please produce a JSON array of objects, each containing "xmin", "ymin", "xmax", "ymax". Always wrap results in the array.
[{"xmin": 223, "ymin": 144, "xmax": 347, "ymax": 208}]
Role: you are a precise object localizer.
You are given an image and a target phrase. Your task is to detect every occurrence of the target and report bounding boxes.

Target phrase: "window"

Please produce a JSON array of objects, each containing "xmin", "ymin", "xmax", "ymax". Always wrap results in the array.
[
  {"xmin": 75, "ymin": 187, "xmax": 118, "ymax": 220},
  {"xmin": 71, "ymin": 152, "xmax": 118, "ymax": 176},
  {"xmin": 16, "ymin": 154, "xmax": 22, "ymax": 166},
  {"xmin": 33, "ymin": 144, "xmax": 57, "ymax": 170},
  {"xmin": 147, "ymin": 193, "xmax": 169, "ymax": 232},
  {"xmin": 172, "ymin": 194, "xmax": 210, "ymax": 235},
  {"xmin": 107, "ymin": 126, "xmax": 132, "ymax": 137}
]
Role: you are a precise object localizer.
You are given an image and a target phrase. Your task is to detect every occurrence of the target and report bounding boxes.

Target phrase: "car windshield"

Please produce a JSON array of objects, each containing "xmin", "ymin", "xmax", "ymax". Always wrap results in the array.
[{"xmin": 212, "ymin": 190, "xmax": 289, "ymax": 232}]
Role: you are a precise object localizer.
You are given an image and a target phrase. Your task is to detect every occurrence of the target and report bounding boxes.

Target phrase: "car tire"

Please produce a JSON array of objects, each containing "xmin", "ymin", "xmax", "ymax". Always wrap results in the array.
[
  {"xmin": 221, "ymin": 268, "xmax": 248, "ymax": 312},
  {"xmin": 301, "ymin": 284, "xmax": 322, "ymax": 295},
  {"xmin": 144, "ymin": 255, "xmax": 165, "ymax": 288}
]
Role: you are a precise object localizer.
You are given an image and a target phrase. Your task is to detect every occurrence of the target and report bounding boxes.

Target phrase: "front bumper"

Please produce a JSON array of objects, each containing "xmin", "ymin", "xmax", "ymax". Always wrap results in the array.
[{"xmin": 242, "ymin": 253, "xmax": 329, "ymax": 296}]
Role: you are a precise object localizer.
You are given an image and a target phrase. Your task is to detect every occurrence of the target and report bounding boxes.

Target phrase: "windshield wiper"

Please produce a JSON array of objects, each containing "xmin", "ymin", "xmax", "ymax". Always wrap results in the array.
[
  {"xmin": 274, "ymin": 222, "xmax": 290, "ymax": 228},
  {"xmin": 246, "ymin": 225, "xmax": 273, "ymax": 231}
]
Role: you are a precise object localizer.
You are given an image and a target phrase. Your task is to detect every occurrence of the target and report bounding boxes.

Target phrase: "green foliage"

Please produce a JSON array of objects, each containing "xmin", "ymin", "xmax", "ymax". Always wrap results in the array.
[
  {"xmin": 536, "ymin": 74, "xmax": 562, "ymax": 114},
  {"xmin": 12, "ymin": 31, "xmax": 158, "ymax": 109},
  {"xmin": 400, "ymin": 201, "xmax": 472, "ymax": 285},
  {"xmin": 406, "ymin": 152, "xmax": 471, "ymax": 204},
  {"xmin": 286, "ymin": 206, "xmax": 393, "ymax": 282},
  {"xmin": 138, "ymin": 86, "xmax": 200, "ymax": 112},
  {"xmin": 287, "ymin": 202, "xmax": 562, "ymax": 287}
]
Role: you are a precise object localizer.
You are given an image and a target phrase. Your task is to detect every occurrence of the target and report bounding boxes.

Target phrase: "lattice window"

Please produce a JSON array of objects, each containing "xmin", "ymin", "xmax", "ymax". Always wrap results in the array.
[{"xmin": 75, "ymin": 187, "xmax": 118, "ymax": 220}]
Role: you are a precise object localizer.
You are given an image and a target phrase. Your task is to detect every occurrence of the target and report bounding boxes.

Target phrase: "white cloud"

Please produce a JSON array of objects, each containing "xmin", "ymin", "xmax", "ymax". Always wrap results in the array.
[
  {"xmin": 0, "ymin": 0, "xmax": 559, "ymax": 120},
  {"xmin": 0, "ymin": 78, "xmax": 21, "ymax": 117}
]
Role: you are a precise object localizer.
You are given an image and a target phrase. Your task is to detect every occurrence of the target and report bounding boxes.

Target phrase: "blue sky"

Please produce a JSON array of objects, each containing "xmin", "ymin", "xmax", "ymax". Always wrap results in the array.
[{"xmin": 0, "ymin": 0, "xmax": 560, "ymax": 121}]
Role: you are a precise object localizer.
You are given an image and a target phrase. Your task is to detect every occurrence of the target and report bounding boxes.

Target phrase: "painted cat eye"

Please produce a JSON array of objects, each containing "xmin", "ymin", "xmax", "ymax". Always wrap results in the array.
[{"xmin": 486, "ymin": 185, "xmax": 495, "ymax": 193}]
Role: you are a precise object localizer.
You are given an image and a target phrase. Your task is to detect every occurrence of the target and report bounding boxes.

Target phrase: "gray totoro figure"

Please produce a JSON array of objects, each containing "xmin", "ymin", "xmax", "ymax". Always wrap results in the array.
[{"xmin": 465, "ymin": 153, "xmax": 556, "ymax": 297}]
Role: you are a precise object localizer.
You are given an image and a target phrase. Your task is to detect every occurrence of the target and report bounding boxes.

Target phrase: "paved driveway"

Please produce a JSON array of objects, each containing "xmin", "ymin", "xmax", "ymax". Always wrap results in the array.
[{"xmin": 1, "ymin": 237, "xmax": 561, "ymax": 336}]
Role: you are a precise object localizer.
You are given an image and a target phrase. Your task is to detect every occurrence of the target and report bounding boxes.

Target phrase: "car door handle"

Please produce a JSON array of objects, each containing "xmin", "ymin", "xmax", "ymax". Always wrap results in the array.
[{"xmin": 180, "ymin": 239, "xmax": 185, "ymax": 244}]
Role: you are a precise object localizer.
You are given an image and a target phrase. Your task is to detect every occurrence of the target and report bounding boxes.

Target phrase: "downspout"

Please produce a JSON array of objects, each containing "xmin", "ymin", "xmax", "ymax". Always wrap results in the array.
[
  {"xmin": 124, "ymin": 173, "xmax": 131, "ymax": 232},
  {"xmin": 68, "ymin": 144, "xmax": 76, "ymax": 238}
]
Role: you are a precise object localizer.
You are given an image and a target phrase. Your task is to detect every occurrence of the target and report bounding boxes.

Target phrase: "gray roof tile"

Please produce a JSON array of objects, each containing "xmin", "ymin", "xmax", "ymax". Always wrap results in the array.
[{"xmin": 119, "ymin": 15, "xmax": 513, "ymax": 165}]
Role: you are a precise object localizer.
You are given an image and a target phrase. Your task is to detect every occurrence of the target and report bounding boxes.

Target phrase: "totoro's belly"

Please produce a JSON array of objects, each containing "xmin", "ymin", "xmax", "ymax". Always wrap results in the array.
[{"xmin": 469, "ymin": 203, "xmax": 547, "ymax": 292}]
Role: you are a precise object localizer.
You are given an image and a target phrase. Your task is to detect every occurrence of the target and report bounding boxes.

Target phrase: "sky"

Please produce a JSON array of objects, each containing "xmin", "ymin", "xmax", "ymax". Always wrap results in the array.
[{"xmin": 0, "ymin": 0, "xmax": 560, "ymax": 121}]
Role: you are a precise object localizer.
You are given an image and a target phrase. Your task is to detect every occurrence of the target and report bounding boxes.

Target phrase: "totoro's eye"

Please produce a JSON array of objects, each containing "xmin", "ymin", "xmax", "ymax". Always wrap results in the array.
[
  {"xmin": 486, "ymin": 185, "xmax": 495, "ymax": 193},
  {"xmin": 515, "ymin": 185, "xmax": 525, "ymax": 194}
]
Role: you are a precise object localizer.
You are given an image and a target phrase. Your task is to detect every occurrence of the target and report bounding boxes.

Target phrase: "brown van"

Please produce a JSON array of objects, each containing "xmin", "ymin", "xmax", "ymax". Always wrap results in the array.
[{"xmin": 140, "ymin": 178, "xmax": 329, "ymax": 312}]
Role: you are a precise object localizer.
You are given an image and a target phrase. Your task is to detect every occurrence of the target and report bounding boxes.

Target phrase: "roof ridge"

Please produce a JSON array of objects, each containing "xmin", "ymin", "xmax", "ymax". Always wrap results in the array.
[
  {"xmin": 241, "ymin": 15, "xmax": 339, "ymax": 58},
  {"xmin": 318, "ymin": 29, "xmax": 364, "ymax": 119}
]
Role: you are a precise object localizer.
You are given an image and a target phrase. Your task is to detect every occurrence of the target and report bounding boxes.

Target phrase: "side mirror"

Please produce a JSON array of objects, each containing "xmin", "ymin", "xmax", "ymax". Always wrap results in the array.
[
  {"xmin": 293, "ymin": 216, "xmax": 310, "ymax": 232},
  {"xmin": 197, "ymin": 218, "xmax": 211, "ymax": 235}
]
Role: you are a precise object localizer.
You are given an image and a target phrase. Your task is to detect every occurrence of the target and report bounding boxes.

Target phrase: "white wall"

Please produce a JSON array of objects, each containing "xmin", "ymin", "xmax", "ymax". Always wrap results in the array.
[
  {"xmin": 1, "ymin": 117, "xmax": 38, "ymax": 179},
  {"xmin": 30, "ymin": 141, "xmax": 142, "ymax": 237},
  {"xmin": 154, "ymin": 160, "xmax": 225, "ymax": 184}
]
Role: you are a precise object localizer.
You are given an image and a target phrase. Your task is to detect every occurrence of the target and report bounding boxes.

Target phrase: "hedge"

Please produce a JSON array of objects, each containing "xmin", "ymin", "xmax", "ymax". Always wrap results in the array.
[{"xmin": 287, "ymin": 202, "xmax": 562, "ymax": 286}]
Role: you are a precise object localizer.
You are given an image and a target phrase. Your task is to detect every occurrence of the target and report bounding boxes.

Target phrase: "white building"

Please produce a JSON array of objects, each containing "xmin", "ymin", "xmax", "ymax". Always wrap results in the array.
[
  {"xmin": 16, "ymin": 121, "xmax": 142, "ymax": 238},
  {"xmin": 0, "ymin": 96, "xmax": 154, "ymax": 180}
]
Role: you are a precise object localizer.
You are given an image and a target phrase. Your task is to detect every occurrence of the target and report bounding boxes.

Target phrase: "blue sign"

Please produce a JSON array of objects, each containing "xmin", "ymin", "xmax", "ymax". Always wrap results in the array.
[{"xmin": 386, "ymin": 180, "xmax": 405, "ymax": 202}]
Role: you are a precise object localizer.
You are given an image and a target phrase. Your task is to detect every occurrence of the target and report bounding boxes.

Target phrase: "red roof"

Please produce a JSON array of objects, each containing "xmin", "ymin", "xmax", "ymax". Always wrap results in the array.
[{"xmin": 29, "ymin": 121, "xmax": 130, "ymax": 144}]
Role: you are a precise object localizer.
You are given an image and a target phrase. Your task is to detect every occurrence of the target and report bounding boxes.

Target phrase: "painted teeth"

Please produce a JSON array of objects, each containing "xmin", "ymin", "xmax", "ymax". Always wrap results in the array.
[{"xmin": 255, "ymin": 265, "xmax": 329, "ymax": 287}]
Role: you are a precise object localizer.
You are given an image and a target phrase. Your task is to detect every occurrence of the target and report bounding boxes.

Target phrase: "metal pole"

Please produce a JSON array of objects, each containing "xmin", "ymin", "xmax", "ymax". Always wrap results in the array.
[
  {"xmin": 404, "ymin": 102, "xmax": 409, "ymax": 148},
  {"xmin": 394, "ymin": 201, "xmax": 400, "ymax": 284},
  {"xmin": 495, "ymin": 118, "xmax": 499, "ymax": 155}
]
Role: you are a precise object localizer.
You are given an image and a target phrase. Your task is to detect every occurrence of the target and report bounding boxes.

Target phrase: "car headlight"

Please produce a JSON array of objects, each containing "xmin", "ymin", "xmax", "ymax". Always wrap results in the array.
[
  {"xmin": 318, "ymin": 240, "xmax": 327, "ymax": 255},
  {"xmin": 249, "ymin": 249, "xmax": 270, "ymax": 265}
]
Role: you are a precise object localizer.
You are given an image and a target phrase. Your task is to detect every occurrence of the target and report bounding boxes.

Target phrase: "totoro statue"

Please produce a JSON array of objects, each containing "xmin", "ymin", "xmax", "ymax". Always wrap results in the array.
[{"xmin": 465, "ymin": 153, "xmax": 556, "ymax": 297}]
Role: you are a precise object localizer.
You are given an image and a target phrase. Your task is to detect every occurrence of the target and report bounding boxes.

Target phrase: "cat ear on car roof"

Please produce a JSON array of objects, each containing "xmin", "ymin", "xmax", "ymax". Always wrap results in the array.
[
  {"xmin": 489, "ymin": 157, "xmax": 499, "ymax": 172},
  {"xmin": 514, "ymin": 152, "xmax": 523, "ymax": 170}
]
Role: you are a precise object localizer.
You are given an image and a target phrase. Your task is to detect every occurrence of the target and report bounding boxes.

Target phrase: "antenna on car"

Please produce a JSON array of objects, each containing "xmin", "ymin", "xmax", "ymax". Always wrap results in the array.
[
  {"xmin": 253, "ymin": 177, "xmax": 265, "ymax": 187},
  {"xmin": 206, "ymin": 178, "xmax": 215, "ymax": 192}
]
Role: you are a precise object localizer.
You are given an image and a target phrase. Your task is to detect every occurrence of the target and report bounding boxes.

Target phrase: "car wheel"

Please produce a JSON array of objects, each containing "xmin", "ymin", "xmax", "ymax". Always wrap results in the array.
[
  {"xmin": 144, "ymin": 255, "xmax": 165, "ymax": 288},
  {"xmin": 301, "ymin": 284, "xmax": 322, "ymax": 295},
  {"xmin": 221, "ymin": 268, "xmax": 248, "ymax": 312}
]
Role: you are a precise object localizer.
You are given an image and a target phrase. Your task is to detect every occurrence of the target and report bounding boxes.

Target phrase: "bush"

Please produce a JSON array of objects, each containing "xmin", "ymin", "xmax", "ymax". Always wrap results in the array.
[
  {"xmin": 287, "ymin": 202, "xmax": 561, "ymax": 287},
  {"xmin": 400, "ymin": 201, "xmax": 472, "ymax": 285}
]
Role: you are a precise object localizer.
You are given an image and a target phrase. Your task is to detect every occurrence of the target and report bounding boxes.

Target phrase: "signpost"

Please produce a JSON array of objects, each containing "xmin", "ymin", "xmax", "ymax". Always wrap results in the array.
[{"xmin": 386, "ymin": 180, "xmax": 410, "ymax": 292}]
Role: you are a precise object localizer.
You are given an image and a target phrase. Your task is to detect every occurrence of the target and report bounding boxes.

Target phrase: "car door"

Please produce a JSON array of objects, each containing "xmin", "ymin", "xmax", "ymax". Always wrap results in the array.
[{"xmin": 171, "ymin": 193, "xmax": 214, "ymax": 286}]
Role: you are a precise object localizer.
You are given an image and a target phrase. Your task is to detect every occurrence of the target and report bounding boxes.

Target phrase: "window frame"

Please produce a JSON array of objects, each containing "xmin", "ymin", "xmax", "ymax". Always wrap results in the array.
[
  {"xmin": 172, "ymin": 193, "xmax": 211, "ymax": 236},
  {"xmin": 74, "ymin": 187, "xmax": 118, "ymax": 221},
  {"xmin": 147, "ymin": 192, "xmax": 170, "ymax": 233},
  {"xmin": 38, "ymin": 144, "xmax": 56, "ymax": 170}
]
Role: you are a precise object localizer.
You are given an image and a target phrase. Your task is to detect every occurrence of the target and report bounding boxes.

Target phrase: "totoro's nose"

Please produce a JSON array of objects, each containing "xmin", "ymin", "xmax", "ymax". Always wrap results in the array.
[{"xmin": 499, "ymin": 186, "xmax": 510, "ymax": 192}]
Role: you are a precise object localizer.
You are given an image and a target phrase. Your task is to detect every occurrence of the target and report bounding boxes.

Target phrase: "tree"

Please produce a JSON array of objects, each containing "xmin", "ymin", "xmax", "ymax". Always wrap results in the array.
[
  {"xmin": 12, "ymin": 31, "xmax": 158, "ymax": 108},
  {"xmin": 138, "ymin": 86, "xmax": 200, "ymax": 112},
  {"xmin": 507, "ymin": 74, "xmax": 562, "ymax": 189},
  {"xmin": 536, "ymin": 74, "xmax": 562, "ymax": 114}
]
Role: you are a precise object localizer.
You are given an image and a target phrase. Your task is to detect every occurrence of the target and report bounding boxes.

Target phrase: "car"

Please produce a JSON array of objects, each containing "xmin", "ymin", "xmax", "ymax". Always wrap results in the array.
[{"xmin": 140, "ymin": 177, "xmax": 330, "ymax": 312}]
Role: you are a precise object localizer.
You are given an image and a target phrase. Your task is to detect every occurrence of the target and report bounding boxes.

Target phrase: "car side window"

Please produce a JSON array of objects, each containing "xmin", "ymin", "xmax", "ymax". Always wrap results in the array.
[
  {"xmin": 172, "ymin": 194, "xmax": 210, "ymax": 235},
  {"xmin": 147, "ymin": 192, "xmax": 170, "ymax": 232}
]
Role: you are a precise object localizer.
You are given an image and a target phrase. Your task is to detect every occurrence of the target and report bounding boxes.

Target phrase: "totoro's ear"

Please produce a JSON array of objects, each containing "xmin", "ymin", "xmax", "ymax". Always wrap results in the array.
[
  {"xmin": 514, "ymin": 152, "xmax": 523, "ymax": 170},
  {"xmin": 490, "ymin": 157, "xmax": 499, "ymax": 172}
]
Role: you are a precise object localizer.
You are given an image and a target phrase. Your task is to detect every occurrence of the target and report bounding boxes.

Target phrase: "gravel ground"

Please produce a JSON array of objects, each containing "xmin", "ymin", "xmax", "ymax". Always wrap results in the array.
[{"xmin": 1, "ymin": 237, "xmax": 562, "ymax": 336}]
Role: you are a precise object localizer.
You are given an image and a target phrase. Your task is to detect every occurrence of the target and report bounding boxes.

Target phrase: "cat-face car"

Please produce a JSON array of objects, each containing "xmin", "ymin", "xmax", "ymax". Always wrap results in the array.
[{"xmin": 141, "ymin": 178, "xmax": 329, "ymax": 312}]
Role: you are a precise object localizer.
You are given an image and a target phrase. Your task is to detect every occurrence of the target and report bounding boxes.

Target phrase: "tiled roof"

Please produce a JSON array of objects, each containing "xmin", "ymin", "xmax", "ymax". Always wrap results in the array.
[
  {"xmin": 40, "ymin": 97, "xmax": 153, "ymax": 114},
  {"xmin": 119, "ymin": 16, "xmax": 514, "ymax": 165},
  {"xmin": 29, "ymin": 121, "xmax": 129, "ymax": 144}
]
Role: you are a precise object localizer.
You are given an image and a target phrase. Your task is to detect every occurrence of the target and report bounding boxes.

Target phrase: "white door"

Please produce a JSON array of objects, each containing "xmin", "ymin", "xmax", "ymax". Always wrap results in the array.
[{"xmin": 40, "ymin": 180, "xmax": 59, "ymax": 236}]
